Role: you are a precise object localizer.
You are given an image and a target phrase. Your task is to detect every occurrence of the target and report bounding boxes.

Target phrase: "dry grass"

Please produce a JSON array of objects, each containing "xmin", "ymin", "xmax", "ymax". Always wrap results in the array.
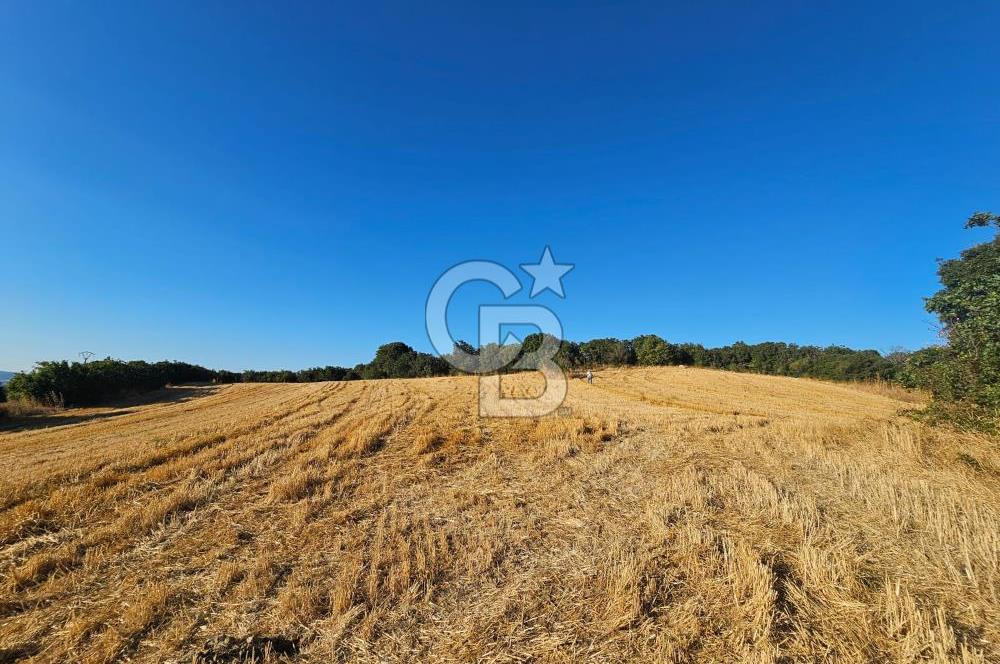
[
  {"xmin": 845, "ymin": 378, "xmax": 930, "ymax": 404},
  {"xmin": 0, "ymin": 399, "xmax": 63, "ymax": 420},
  {"xmin": 0, "ymin": 368, "xmax": 996, "ymax": 662}
]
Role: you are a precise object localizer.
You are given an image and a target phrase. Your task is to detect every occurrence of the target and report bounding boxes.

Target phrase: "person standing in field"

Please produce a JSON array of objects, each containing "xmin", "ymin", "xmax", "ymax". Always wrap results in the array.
[{"xmin": 586, "ymin": 370, "xmax": 593, "ymax": 384}]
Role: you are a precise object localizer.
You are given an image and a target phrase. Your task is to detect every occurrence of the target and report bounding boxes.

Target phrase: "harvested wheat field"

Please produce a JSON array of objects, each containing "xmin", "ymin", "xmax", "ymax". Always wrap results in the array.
[{"xmin": 0, "ymin": 367, "xmax": 998, "ymax": 663}]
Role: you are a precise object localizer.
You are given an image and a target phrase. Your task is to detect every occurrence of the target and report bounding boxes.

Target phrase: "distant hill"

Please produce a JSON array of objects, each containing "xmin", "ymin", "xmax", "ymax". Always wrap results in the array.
[{"xmin": 0, "ymin": 371, "xmax": 15, "ymax": 384}]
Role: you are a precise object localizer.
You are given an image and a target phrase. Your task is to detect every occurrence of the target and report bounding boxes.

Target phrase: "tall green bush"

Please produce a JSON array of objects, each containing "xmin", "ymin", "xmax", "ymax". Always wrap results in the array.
[{"xmin": 923, "ymin": 212, "xmax": 1000, "ymax": 413}]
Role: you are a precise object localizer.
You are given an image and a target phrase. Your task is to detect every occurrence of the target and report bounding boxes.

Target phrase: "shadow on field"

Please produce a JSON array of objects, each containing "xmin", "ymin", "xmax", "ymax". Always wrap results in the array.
[
  {"xmin": 0, "ymin": 384, "xmax": 221, "ymax": 433},
  {"xmin": 122, "ymin": 384, "xmax": 222, "ymax": 407},
  {"xmin": 0, "ymin": 409, "xmax": 136, "ymax": 433}
]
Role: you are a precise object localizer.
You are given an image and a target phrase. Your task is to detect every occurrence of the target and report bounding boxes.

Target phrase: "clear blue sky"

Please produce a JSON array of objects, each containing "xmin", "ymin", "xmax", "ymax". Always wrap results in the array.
[{"xmin": 2, "ymin": 2, "xmax": 998, "ymax": 372}]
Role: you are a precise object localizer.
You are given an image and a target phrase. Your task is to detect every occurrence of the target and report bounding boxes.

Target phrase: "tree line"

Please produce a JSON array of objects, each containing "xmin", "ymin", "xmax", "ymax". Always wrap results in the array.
[
  {"xmin": 4, "ymin": 338, "xmax": 898, "ymax": 408},
  {"xmin": 4, "ymin": 211, "xmax": 996, "ymax": 426},
  {"xmin": 444, "ymin": 335, "xmax": 898, "ymax": 382},
  {"xmin": 1, "ymin": 343, "xmax": 455, "ymax": 407},
  {"xmin": 4, "ymin": 360, "xmax": 216, "ymax": 407}
]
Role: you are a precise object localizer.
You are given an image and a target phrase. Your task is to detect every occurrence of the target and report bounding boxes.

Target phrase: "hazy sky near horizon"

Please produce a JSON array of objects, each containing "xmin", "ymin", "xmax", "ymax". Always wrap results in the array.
[{"xmin": 2, "ymin": 1, "xmax": 998, "ymax": 372}]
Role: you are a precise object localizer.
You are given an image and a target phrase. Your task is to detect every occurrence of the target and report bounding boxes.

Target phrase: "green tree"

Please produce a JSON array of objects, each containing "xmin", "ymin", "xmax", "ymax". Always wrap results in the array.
[
  {"xmin": 579, "ymin": 338, "xmax": 635, "ymax": 367},
  {"xmin": 632, "ymin": 335, "xmax": 675, "ymax": 365},
  {"xmin": 555, "ymin": 340, "xmax": 582, "ymax": 369},
  {"xmin": 924, "ymin": 211, "xmax": 1000, "ymax": 410},
  {"xmin": 5, "ymin": 358, "xmax": 218, "ymax": 406},
  {"xmin": 362, "ymin": 342, "xmax": 450, "ymax": 379}
]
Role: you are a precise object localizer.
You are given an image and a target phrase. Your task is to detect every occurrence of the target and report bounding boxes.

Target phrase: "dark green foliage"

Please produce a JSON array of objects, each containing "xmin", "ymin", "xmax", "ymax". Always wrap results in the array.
[
  {"xmin": 0, "ymin": 383, "xmax": 6, "ymax": 403},
  {"xmin": 579, "ymin": 338, "xmax": 635, "ymax": 367},
  {"xmin": 922, "ymin": 212, "xmax": 1000, "ymax": 413},
  {"xmin": 212, "ymin": 370, "xmax": 241, "ymax": 384},
  {"xmin": 554, "ymin": 335, "xmax": 894, "ymax": 381},
  {"xmin": 897, "ymin": 347, "xmax": 954, "ymax": 392},
  {"xmin": 296, "ymin": 366, "xmax": 357, "ymax": 382},
  {"xmin": 5, "ymin": 359, "xmax": 217, "ymax": 407},
  {"xmin": 5, "ymin": 357, "xmax": 370, "ymax": 405},
  {"xmin": 518, "ymin": 334, "xmax": 543, "ymax": 356},
  {"xmin": 441, "ymin": 333, "xmax": 896, "ymax": 382},
  {"xmin": 241, "ymin": 369, "xmax": 298, "ymax": 383},
  {"xmin": 675, "ymin": 343, "xmax": 705, "ymax": 366},
  {"xmin": 238, "ymin": 366, "xmax": 360, "ymax": 383},
  {"xmin": 554, "ymin": 339, "xmax": 583, "ymax": 369},
  {"xmin": 511, "ymin": 333, "xmax": 563, "ymax": 371},
  {"xmin": 691, "ymin": 342, "xmax": 896, "ymax": 381},
  {"xmin": 633, "ymin": 335, "xmax": 687, "ymax": 366},
  {"xmin": 361, "ymin": 342, "xmax": 451, "ymax": 379}
]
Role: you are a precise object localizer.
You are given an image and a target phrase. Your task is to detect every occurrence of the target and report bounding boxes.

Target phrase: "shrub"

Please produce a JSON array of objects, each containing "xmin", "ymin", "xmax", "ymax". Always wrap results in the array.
[
  {"xmin": 579, "ymin": 338, "xmax": 635, "ymax": 367},
  {"xmin": 5, "ymin": 359, "xmax": 218, "ymax": 407},
  {"xmin": 924, "ymin": 211, "xmax": 1000, "ymax": 413},
  {"xmin": 632, "ymin": 335, "xmax": 687, "ymax": 366},
  {"xmin": 362, "ymin": 342, "xmax": 450, "ymax": 379}
]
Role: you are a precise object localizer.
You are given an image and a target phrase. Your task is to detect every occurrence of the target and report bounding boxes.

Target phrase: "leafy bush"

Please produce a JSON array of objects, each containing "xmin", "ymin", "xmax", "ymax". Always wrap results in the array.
[
  {"xmin": 579, "ymin": 338, "xmax": 635, "ymax": 367},
  {"xmin": 297, "ymin": 366, "xmax": 357, "ymax": 382},
  {"xmin": 5, "ymin": 359, "xmax": 218, "ymax": 407},
  {"xmin": 924, "ymin": 212, "xmax": 1000, "ymax": 412},
  {"xmin": 361, "ymin": 342, "xmax": 450, "ymax": 379},
  {"xmin": 632, "ymin": 335, "xmax": 674, "ymax": 366}
]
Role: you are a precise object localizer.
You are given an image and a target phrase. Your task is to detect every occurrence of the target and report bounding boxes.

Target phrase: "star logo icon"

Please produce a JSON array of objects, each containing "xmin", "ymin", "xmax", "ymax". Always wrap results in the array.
[{"xmin": 520, "ymin": 246, "xmax": 574, "ymax": 298}]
